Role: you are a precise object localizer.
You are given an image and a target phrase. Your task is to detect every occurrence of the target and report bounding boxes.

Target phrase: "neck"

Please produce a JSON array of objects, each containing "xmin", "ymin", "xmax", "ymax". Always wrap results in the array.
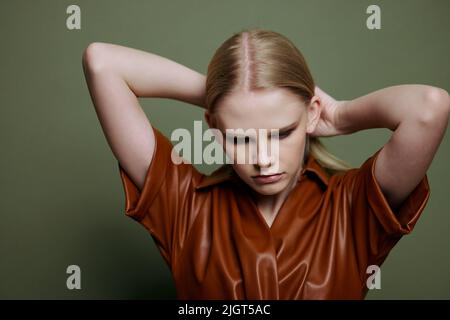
[{"xmin": 251, "ymin": 165, "xmax": 304, "ymax": 227}]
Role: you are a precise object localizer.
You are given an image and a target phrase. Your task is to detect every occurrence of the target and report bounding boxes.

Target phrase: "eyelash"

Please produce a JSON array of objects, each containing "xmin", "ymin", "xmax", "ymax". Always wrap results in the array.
[
  {"xmin": 231, "ymin": 130, "xmax": 293, "ymax": 145},
  {"xmin": 278, "ymin": 130, "xmax": 293, "ymax": 139}
]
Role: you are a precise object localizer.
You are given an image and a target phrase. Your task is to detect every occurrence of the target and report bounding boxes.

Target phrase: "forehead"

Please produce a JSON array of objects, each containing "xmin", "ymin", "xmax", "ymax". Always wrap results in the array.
[{"xmin": 215, "ymin": 87, "xmax": 306, "ymax": 129}]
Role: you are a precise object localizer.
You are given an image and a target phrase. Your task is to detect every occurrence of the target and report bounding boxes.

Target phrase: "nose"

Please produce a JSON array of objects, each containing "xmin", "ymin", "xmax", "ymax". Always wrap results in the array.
[{"xmin": 254, "ymin": 136, "xmax": 273, "ymax": 168}]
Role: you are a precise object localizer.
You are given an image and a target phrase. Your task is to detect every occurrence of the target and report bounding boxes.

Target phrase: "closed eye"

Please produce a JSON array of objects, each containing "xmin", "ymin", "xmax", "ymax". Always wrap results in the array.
[
  {"xmin": 276, "ymin": 129, "xmax": 294, "ymax": 139},
  {"xmin": 227, "ymin": 128, "xmax": 295, "ymax": 144},
  {"xmin": 228, "ymin": 136, "xmax": 252, "ymax": 145}
]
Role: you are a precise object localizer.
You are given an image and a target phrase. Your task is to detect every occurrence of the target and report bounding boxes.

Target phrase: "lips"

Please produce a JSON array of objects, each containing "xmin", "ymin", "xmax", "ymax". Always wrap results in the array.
[{"xmin": 252, "ymin": 173, "xmax": 284, "ymax": 184}]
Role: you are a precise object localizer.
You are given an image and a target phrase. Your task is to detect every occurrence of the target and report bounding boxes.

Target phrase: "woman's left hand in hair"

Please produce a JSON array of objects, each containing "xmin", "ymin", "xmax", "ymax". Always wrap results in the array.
[{"xmin": 310, "ymin": 86, "xmax": 348, "ymax": 138}]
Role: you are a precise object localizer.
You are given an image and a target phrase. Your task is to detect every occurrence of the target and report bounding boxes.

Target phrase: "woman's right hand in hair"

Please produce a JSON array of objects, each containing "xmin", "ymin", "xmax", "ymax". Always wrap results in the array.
[{"xmin": 82, "ymin": 42, "xmax": 206, "ymax": 190}]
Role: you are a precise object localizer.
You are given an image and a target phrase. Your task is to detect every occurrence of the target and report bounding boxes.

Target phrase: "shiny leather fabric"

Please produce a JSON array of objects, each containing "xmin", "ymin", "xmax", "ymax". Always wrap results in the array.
[{"xmin": 119, "ymin": 127, "xmax": 430, "ymax": 299}]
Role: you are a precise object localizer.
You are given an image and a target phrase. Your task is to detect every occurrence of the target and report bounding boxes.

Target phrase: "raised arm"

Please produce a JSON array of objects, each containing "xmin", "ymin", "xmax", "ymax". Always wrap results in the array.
[
  {"xmin": 334, "ymin": 85, "xmax": 450, "ymax": 212},
  {"xmin": 82, "ymin": 42, "xmax": 206, "ymax": 190}
]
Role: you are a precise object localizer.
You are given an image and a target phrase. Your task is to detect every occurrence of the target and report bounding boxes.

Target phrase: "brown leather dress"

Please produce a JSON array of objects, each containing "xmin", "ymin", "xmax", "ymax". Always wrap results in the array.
[{"xmin": 118, "ymin": 128, "xmax": 430, "ymax": 299}]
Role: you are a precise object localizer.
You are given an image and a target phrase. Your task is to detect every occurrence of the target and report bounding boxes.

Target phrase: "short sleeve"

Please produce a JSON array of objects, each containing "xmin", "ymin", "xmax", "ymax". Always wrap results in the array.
[
  {"xmin": 340, "ymin": 147, "xmax": 431, "ymax": 269},
  {"xmin": 118, "ymin": 127, "xmax": 203, "ymax": 267}
]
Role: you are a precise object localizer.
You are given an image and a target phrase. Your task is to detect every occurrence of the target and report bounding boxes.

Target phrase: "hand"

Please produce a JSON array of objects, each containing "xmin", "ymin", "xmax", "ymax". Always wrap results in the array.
[{"xmin": 310, "ymin": 86, "xmax": 347, "ymax": 137}]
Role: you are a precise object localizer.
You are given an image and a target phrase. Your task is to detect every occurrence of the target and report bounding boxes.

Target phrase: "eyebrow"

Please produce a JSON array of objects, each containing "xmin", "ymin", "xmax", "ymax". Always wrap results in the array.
[{"xmin": 223, "ymin": 120, "xmax": 300, "ymax": 138}]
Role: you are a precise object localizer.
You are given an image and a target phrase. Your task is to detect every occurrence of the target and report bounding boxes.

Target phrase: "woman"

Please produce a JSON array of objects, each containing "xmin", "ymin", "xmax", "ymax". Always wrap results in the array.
[{"xmin": 82, "ymin": 29, "xmax": 449, "ymax": 299}]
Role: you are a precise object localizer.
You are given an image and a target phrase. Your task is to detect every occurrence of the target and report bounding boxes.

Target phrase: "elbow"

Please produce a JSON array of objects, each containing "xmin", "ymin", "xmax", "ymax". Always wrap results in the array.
[
  {"xmin": 82, "ymin": 42, "xmax": 109, "ymax": 74},
  {"xmin": 419, "ymin": 86, "xmax": 450, "ymax": 124}
]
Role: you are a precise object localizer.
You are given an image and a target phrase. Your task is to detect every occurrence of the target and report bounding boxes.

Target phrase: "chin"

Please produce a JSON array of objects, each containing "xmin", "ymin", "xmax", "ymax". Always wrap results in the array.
[{"xmin": 250, "ymin": 181, "xmax": 288, "ymax": 196}]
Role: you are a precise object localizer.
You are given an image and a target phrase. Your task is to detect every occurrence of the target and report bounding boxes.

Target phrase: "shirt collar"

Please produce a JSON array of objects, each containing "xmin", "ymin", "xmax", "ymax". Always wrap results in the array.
[{"xmin": 194, "ymin": 154, "xmax": 329, "ymax": 191}]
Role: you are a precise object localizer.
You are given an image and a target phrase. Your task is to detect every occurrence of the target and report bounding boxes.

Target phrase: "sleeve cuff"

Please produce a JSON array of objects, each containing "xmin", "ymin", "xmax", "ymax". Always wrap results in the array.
[
  {"xmin": 365, "ymin": 148, "xmax": 431, "ymax": 235},
  {"xmin": 118, "ymin": 127, "xmax": 171, "ymax": 221}
]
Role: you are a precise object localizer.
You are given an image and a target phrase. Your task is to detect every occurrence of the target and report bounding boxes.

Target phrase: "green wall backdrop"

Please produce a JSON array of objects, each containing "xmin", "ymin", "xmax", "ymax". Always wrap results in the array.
[{"xmin": 1, "ymin": 0, "xmax": 449, "ymax": 299}]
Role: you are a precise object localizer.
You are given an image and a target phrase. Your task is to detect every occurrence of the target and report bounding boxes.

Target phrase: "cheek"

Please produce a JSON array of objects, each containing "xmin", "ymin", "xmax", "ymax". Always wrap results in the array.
[
  {"xmin": 223, "ymin": 143, "xmax": 257, "ymax": 165},
  {"xmin": 279, "ymin": 137, "xmax": 305, "ymax": 164},
  {"xmin": 222, "ymin": 144, "xmax": 240, "ymax": 163}
]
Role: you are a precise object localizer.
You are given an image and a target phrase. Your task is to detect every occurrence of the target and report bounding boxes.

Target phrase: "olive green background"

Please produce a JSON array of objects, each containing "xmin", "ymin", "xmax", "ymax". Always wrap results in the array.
[{"xmin": 1, "ymin": 0, "xmax": 449, "ymax": 299}]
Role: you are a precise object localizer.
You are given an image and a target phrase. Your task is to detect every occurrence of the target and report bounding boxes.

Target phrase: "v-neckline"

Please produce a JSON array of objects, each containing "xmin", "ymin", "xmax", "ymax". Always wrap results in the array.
[{"xmin": 237, "ymin": 177, "xmax": 304, "ymax": 234}]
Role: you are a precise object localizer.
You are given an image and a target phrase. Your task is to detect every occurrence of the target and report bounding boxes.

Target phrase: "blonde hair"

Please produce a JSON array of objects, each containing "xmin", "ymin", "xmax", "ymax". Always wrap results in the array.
[{"xmin": 205, "ymin": 28, "xmax": 353, "ymax": 176}]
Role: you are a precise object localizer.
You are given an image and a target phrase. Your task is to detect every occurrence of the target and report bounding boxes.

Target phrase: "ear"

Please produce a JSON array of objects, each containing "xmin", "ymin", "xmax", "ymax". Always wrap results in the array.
[{"xmin": 305, "ymin": 95, "xmax": 322, "ymax": 134}]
